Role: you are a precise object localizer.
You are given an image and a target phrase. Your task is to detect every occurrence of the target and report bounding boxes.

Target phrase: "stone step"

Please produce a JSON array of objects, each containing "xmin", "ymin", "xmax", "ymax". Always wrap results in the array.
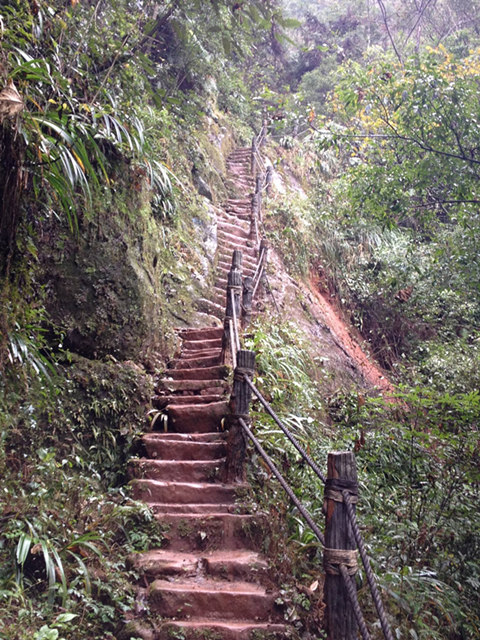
[
  {"xmin": 210, "ymin": 294, "xmax": 226, "ymax": 308},
  {"xmin": 227, "ymin": 167, "xmax": 251, "ymax": 176},
  {"xmin": 151, "ymin": 502, "xmax": 238, "ymax": 515},
  {"xmin": 217, "ymin": 251, "xmax": 257, "ymax": 269},
  {"xmin": 131, "ymin": 479, "xmax": 245, "ymax": 504},
  {"xmin": 223, "ymin": 211, "xmax": 251, "ymax": 219},
  {"xmin": 128, "ymin": 458, "xmax": 226, "ymax": 483},
  {"xmin": 162, "ymin": 365, "xmax": 228, "ymax": 381},
  {"xmin": 131, "ymin": 549, "xmax": 269, "ymax": 583},
  {"xmin": 226, "ymin": 198, "xmax": 252, "ymax": 206},
  {"xmin": 181, "ymin": 338, "xmax": 222, "ymax": 351},
  {"xmin": 197, "ymin": 298, "xmax": 224, "ymax": 318},
  {"xmin": 148, "ymin": 578, "xmax": 280, "ymax": 621},
  {"xmin": 217, "ymin": 228, "xmax": 255, "ymax": 245},
  {"xmin": 218, "ymin": 207, "xmax": 251, "ymax": 222},
  {"xmin": 179, "ymin": 348, "xmax": 221, "ymax": 360},
  {"xmin": 178, "ymin": 327, "xmax": 224, "ymax": 341},
  {"xmin": 219, "ymin": 237, "xmax": 256, "ymax": 255},
  {"xmin": 155, "ymin": 620, "xmax": 287, "ymax": 640},
  {"xmin": 168, "ymin": 353, "xmax": 221, "ymax": 369},
  {"xmin": 156, "ymin": 378, "xmax": 229, "ymax": 394},
  {"xmin": 142, "ymin": 433, "xmax": 227, "ymax": 460},
  {"xmin": 218, "ymin": 260, "xmax": 255, "ymax": 276},
  {"xmin": 154, "ymin": 513, "xmax": 264, "ymax": 553},
  {"xmin": 167, "ymin": 401, "xmax": 229, "ymax": 433},
  {"xmin": 221, "ymin": 207, "xmax": 251, "ymax": 218},
  {"xmin": 152, "ymin": 394, "xmax": 224, "ymax": 409}
]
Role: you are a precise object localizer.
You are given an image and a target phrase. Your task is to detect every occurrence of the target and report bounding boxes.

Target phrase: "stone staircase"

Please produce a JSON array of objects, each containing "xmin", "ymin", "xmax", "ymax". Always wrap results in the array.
[{"xmin": 126, "ymin": 148, "xmax": 290, "ymax": 639}]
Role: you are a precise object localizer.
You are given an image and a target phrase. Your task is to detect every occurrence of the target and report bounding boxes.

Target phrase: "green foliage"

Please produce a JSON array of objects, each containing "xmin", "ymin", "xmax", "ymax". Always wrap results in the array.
[
  {"xmin": 0, "ymin": 353, "xmax": 160, "ymax": 640},
  {"xmin": 243, "ymin": 318, "xmax": 326, "ymax": 634},
  {"xmin": 264, "ymin": 195, "xmax": 319, "ymax": 276},
  {"xmin": 327, "ymin": 388, "xmax": 480, "ymax": 639}
]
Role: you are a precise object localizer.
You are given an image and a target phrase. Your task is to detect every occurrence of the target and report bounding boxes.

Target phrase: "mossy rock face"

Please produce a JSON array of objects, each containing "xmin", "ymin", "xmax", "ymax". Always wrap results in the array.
[
  {"xmin": 46, "ymin": 235, "xmax": 151, "ymax": 359},
  {"xmin": 40, "ymin": 188, "xmax": 203, "ymax": 363}
]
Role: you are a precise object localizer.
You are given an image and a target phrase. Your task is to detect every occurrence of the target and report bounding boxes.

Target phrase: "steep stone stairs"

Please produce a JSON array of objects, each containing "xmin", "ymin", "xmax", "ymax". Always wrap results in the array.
[{"xmin": 127, "ymin": 148, "xmax": 289, "ymax": 639}]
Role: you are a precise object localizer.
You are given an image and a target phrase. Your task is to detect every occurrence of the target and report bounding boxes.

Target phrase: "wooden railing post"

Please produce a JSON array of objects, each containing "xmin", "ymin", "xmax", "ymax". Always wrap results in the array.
[
  {"xmin": 266, "ymin": 165, "xmax": 273, "ymax": 196},
  {"xmin": 251, "ymin": 191, "xmax": 260, "ymax": 250},
  {"xmin": 251, "ymin": 136, "xmax": 257, "ymax": 177},
  {"xmin": 241, "ymin": 275, "xmax": 254, "ymax": 328},
  {"xmin": 226, "ymin": 349, "xmax": 255, "ymax": 481},
  {"xmin": 260, "ymin": 117, "xmax": 268, "ymax": 146},
  {"xmin": 253, "ymin": 239, "xmax": 268, "ymax": 299},
  {"xmin": 323, "ymin": 451, "xmax": 359, "ymax": 640},
  {"xmin": 256, "ymin": 174, "xmax": 263, "ymax": 220},
  {"xmin": 221, "ymin": 251, "xmax": 242, "ymax": 364}
]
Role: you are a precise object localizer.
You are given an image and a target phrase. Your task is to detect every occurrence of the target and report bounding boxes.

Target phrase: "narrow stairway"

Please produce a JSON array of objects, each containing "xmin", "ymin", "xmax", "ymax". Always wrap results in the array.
[{"xmin": 127, "ymin": 148, "xmax": 289, "ymax": 639}]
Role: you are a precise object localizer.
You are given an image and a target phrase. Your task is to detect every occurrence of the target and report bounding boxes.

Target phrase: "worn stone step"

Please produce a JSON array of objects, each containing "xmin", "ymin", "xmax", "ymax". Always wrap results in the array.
[
  {"xmin": 167, "ymin": 401, "xmax": 229, "ymax": 433},
  {"xmin": 128, "ymin": 458, "xmax": 226, "ymax": 483},
  {"xmin": 131, "ymin": 479, "xmax": 246, "ymax": 504},
  {"xmin": 217, "ymin": 254, "xmax": 258, "ymax": 273},
  {"xmin": 222, "ymin": 208, "xmax": 251, "ymax": 219},
  {"xmin": 151, "ymin": 502, "xmax": 239, "ymax": 515},
  {"xmin": 152, "ymin": 394, "xmax": 224, "ymax": 409},
  {"xmin": 181, "ymin": 338, "xmax": 222, "ymax": 351},
  {"xmin": 155, "ymin": 620, "xmax": 287, "ymax": 640},
  {"xmin": 131, "ymin": 549, "xmax": 269, "ymax": 583},
  {"xmin": 148, "ymin": 578, "xmax": 280, "ymax": 621},
  {"xmin": 142, "ymin": 433, "xmax": 227, "ymax": 460},
  {"xmin": 217, "ymin": 251, "xmax": 257, "ymax": 269},
  {"xmin": 210, "ymin": 294, "xmax": 226, "ymax": 308},
  {"xmin": 218, "ymin": 260, "xmax": 255, "ymax": 276},
  {"xmin": 179, "ymin": 349, "xmax": 222, "ymax": 362},
  {"xmin": 197, "ymin": 298, "xmax": 224, "ymax": 318},
  {"xmin": 226, "ymin": 198, "xmax": 251, "ymax": 206},
  {"xmin": 219, "ymin": 237, "xmax": 257, "ymax": 255},
  {"xmin": 178, "ymin": 327, "xmax": 224, "ymax": 341},
  {"xmin": 156, "ymin": 378, "xmax": 229, "ymax": 394},
  {"xmin": 218, "ymin": 228, "xmax": 255, "ymax": 245},
  {"xmin": 154, "ymin": 513, "xmax": 264, "ymax": 553},
  {"xmin": 168, "ymin": 353, "xmax": 221, "ymax": 369},
  {"xmin": 218, "ymin": 207, "xmax": 251, "ymax": 223},
  {"xmin": 162, "ymin": 365, "xmax": 228, "ymax": 381}
]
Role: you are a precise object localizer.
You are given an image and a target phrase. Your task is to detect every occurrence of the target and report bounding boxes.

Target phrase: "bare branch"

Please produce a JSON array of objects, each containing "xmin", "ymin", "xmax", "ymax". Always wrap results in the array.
[{"xmin": 376, "ymin": 0, "xmax": 403, "ymax": 65}]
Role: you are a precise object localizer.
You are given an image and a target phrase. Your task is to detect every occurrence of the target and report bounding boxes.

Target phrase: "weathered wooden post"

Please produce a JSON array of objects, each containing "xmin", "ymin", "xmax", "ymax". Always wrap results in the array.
[
  {"xmin": 260, "ymin": 117, "xmax": 268, "ymax": 147},
  {"xmin": 265, "ymin": 165, "xmax": 273, "ymax": 196},
  {"xmin": 323, "ymin": 451, "xmax": 359, "ymax": 640},
  {"xmin": 241, "ymin": 275, "xmax": 254, "ymax": 328},
  {"xmin": 226, "ymin": 349, "xmax": 255, "ymax": 481},
  {"xmin": 221, "ymin": 251, "xmax": 242, "ymax": 364},
  {"xmin": 253, "ymin": 239, "xmax": 268, "ymax": 299},
  {"xmin": 251, "ymin": 191, "xmax": 260, "ymax": 250},
  {"xmin": 251, "ymin": 135, "xmax": 257, "ymax": 177},
  {"xmin": 256, "ymin": 174, "xmax": 263, "ymax": 221}
]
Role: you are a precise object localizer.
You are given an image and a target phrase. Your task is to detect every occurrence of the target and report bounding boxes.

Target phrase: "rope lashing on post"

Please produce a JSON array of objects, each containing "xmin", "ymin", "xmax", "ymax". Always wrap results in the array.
[
  {"xmin": 238, "ymin": 417, "xmax": 326, "ymax": 547},
  {"xmin": 342, "ymin": 490, "xmax": 395, "ymax": 640},
  {"xmin": 242, "ymin": 376, "xmax": 327, "ymax": 484},
  {"xmin": 234, "ymin": 366, "xmax": 253, "ymax": 381},
  {"xmin": 324, "ymin": 478, "xmax": 359, "ymax": 504},
  {"xmin": 339, "ymin": 564, "xmax": 372, "ymax": 640},
  {"xmin": 324, "ymin": 548, "xmax": 358, "ymax": 576}
]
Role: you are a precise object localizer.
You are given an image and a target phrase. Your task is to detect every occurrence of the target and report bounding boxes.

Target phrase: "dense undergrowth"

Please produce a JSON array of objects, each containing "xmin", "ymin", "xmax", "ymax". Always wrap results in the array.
[{"xmin": 245, "ymin": 316, "xmax": 480, "ymax": 640}]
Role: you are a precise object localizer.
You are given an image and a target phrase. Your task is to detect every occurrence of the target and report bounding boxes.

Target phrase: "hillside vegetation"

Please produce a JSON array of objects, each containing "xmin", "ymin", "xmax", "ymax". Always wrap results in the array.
[{"xmin": 1, "ymin": 1, "xmax": 479, "ymax": 639}]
